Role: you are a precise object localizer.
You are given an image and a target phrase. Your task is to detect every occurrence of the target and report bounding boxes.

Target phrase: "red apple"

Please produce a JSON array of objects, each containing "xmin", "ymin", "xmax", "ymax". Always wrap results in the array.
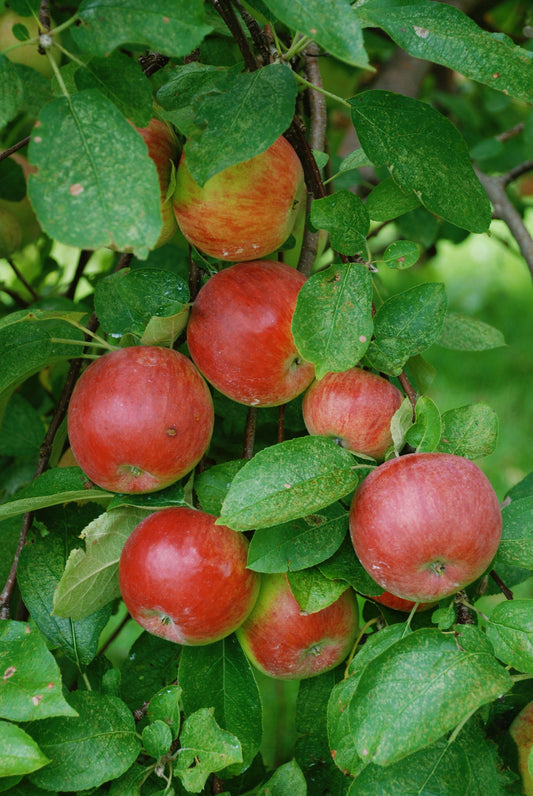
[
  {"xmin": 236, "ymin": 573, "xmax": 359, "ymax": 680},
  {"xmin": 173, "ymin": 136, "xmax": 305, "ymax": 261},
  {"xmin": 349, "ymin": 452, "xmax": 502, "ymax": 603},
  {"xmin": 372, "ymin": 591, "xmax": 436, "ymax": 613},
  {"xmin": 67, "ymin": 345, "xmax": 214, "ymax": 493},
  {"xmin": 187, "ymin": 260, "xmax": 315, "ymax": 407},
  {"xmin": 510, "ymin": 701, "xmax": 533, "ymax": 795},
  {"xmin": 302, "ymin": 368, "xmax": 403, "ymax": 460},
  {"xmin": 135, "ymin": 119, "xmax": 179, "ymax": 248},
  {"xmin": 119, "ymin": 507, "xmax": 260, "ymax": 645}
]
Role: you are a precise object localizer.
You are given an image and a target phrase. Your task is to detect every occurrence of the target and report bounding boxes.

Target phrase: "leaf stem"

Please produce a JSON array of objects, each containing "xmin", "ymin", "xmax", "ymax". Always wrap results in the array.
[
  {"xmin": 292, "ymin": 72, "xmax": 351, "ymax": 108},
  {"xmin": 343, "ymin": 616, "xmax": 378, "ymax": 677}
]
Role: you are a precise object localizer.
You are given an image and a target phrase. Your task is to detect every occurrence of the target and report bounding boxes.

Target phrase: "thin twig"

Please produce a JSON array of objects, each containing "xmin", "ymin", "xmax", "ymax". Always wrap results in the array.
[
  {"xmin": 7, "ymin": 257, "xmax": 40, "ymax": 301},
  {"xmin": 209, "ymin": 0, "xmax": 259, "ymax": 72},
  {"xmin": 0, "ymin": 136, "xmax": 31, "ymax": 164},
  {"xmin": 490, "ymin": 569, "xmax": 514, "ymax": 600},
  {"xmin": 242, "ymin": 407, "xmax": 258, "ymax": 459},
  {"xmin": 64, "ymin": 250, "xmax": 92, "ymax": 300},
  {"xmin": 231, "ymin": 0, "xmax": 272, "ymax": 65}
]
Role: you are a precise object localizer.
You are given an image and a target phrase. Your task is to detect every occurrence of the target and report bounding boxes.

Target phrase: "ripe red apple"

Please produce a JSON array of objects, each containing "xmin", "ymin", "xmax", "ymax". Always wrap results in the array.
[
  {"xmin": 173, "ymin": 136, "xmax": 305, "ymax": 261},
  {"xmin": 67, "ymin": 345, "xmax": 214, "ymax": 493},
  {"xmin": 372, "ymin": 591, "xmax": 436, "ymax": 613},
  {"xmin": 236, "ymin": 573, "xmax": 359, "ymax": 680},
  {"xmin": 510, "ymin": 701, "xmax": 533, "ymax": 795},
  {"xmin": 349, "ymin": 452, "xmax": 502, "ymax": 603},
  {"xmin": 187, "ymin": 260, "xmax": 315, "ymax": 407},
  {"xmin": 302, "ymin": 368, "xmax": 403, "ymax": 460},
  {"xmin": 0, "ymin": 9, "xmax": 61, "ymax": 78},
  {"xmin": 119, "ymin": 507, "xmax": 260, "ymax": 645},
  {"xmin": 135, "ymin": 119, "xmax": 179, "ymax": 248}
]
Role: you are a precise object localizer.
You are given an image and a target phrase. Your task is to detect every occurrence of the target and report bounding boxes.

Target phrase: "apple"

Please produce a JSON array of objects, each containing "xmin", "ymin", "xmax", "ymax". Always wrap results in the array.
[
  {"xmin": 510, "ymin": 701, "xmax": 533, "ymax": 795},
  {"xmin": 349, "ymin": 452, "xmax": 502, "ymax": 603},
  {"xmin": 135, "ymin": 119, "xmax": 179, "ymax": 248},
  {"xmin": 67, "ymin": 345, "xmax": 214, "ymax": 493},
  {"xmin": 0, "ymin": 9, "xmax": 61, "ymax": 78},
  {"xmin": 119, "ymin": 507, "xmax": 260, "ymax": 645},
  {"xmin": 372, "ymin": 591, "xmax": 436, "ymax": 613},
  {"xmin": 187, "ymin": 260, "xmax": 315, "ymax": 407},
  {"xmin": 0, "ymin": 154, "xmax": 41, "ymax": 249},
  {"xmin": 173, "ymin": 136, "xmax": 305, "ymax": 261},
  {"xmin": 302, "ymin": 367, "xmax": 403, "ymax": 460},
  {"xmin": 236, "ymin": 573, "xmax": 359, "ymax": 680}
]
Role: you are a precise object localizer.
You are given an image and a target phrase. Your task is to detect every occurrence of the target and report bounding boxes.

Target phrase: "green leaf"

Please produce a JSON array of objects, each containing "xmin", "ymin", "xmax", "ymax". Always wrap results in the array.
[
  {"xmin": 73, "ymin": 0, "xmax": 211, "ymax": 58},
  {"xmin": 497, "ymin": 496, "xmax": 533, "ymax": 569},
  {"xmin": 147, "ymin": 685, "xmax": 182, "ymax": 739},
  {"xmin": 405, "ymin": 395, "xmax": 441, "ymax": 453},
  {"xmin": 247, "ymin": 502, "xmax": 347, "ymax": 573},
  {"xmin": 74, "ymin": 52, "xmax": 153, "ymax": 128},
  {"xmin": 28, "ymin": 90, "xmax": 162, "ymax": 259},
  {"xmin": 0, "ymin": 393, "xmax": 45, "ymax": 457},
  {"xmin": 183, "ymin": 63, "xmax": 298, "ymax": 186},
  {"xmin": 27, "ymin": 691, "xmax": 141, "ymax": 791},
  {"xmin": 485, "ymin": 599, "xmax": 533, "ymax": 673},
  {"xmin": 53, "ymin": 506, "xmax": 148, "ymax": 620},
  {"xmin": 350, "ymin": 90, "xmax": 491, "ymax": 233},
  {"xmin": 309, "ymin": 190, "xmax": 370, "ymax": 256},
  {"xmin": 195, "ymin": 460, "xmax": 247, "ymax": 516},
  {"xmin": 264, "ymin": 0, "xmax": 369, "ymax": 68},
  {"xmin": 179, "ymin": 635, "xmax": 262, "ymax": 776},
  {"xmin": 339, "ymin": 147, "xmax": 373, "ymax": 173},
  {"xmin": 17, "ymin": 526, "xmax": 112, "ymax": 668},
  {"xmin": 365, "ymin": 283, "xmax": 448, "ymax": 376},
  {"xmin": 0, "ymin": 56, "xmax": 23, "ymax": 128},
  {"xmin": 120, "ymin": 632, "xmax": 181, "ymax": 711},
  {"xmin": 253, "ymin": 760, "xmax": 304, "ymax": 795},
  {"xmin": 0, "ymin": 621, "xmax": 77, "ymax": 721},
  {"xmin": 356, "ymin": 0, "xmax": 533, "ymax": 103},
  {"xmin": 0, "ymin": 467, "xmax": 111, "ymax": 523},
  {"xmin": 437, "ymin": 403, "xmax": 499, "ymax": 459},
  {"xmin": 0, "ymin": 721, "xmax": 50, "ymax": 777},
  {"xmin": 175, "ymin": 708, "xmax": 242, "ymax": 792},
  {"xmin": 381, "ymin": 240, "xmax": 421, "ymax": 270},
  {"xmin": 288, "ymin": 567, "xmax": 350, "ymax": 613},
  {"xmin": 107, "ymin": 480, "xmax": 188, "ymax": 511},
  {"xmin": 365, "ymin": 177, "xmax": 421, "ymax": 222},
  {"xmin": 94, "ymin": 267, "xmax": 190, "ymax": 340},
  {"xmin": 319, "ymin": 536, "xmax": 383, "ymax": 598},
  {"xmin": 348, "ymin": 626, "xmax": 512, "ymax": 765},
  {"xmin": 292, "ymin": 262, "xmax": 374, "ymax": 379},
  {"xmin": 218, "ymin": 436, "xmax": 362, "ymax": 531},
  {"xmin": 142, "ymin": 719, "xmax": 172, "ymax": 759},
  {"xmin": 438, "ymin": 312, "xmax": 506, "ymax": 351}
]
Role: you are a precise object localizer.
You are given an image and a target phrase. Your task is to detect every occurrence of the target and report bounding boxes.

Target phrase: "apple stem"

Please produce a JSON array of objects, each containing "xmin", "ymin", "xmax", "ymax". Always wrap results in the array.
[{"xmin": 242, "ymin": 407, "xmax": 257, "ymax": 459}]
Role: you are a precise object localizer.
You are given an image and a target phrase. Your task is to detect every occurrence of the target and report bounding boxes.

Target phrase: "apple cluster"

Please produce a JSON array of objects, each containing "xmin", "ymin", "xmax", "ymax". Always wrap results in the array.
[{"xmin": 66, "ymin": 129, "xmax": 503, "ymax": 682}]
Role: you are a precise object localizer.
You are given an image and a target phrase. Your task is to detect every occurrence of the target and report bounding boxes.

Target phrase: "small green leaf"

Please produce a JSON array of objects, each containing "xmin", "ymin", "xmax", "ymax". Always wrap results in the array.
[
  {"xmin": 405, "ymin": 395, "xmax": 441, "ymax": 453},
  {"xmin": 0, "ymin": 721, "xmax": 50, "ymax": 777},
  {"xmin": 365, "ymin": 177, "xmax": 421, "ymax": 222},
  {"xmin": 292, "ymin": 261, "xmax": 373, "ymax": 379},
  {"xmin": 142, "ymin": 719, "xmax": 173, "ymax": 758},
  {"xmin": 219, "ymin": 436, "xmax": 361, "ymax": 531},
  {"xmin": 389, "ymin": 396, "xmax": 415, "ymax": 457},
  {"xmin": 288, "ymin": 567, "xmax": 350, "ymax": 613},
  {"xmin": 0, "ymin": 55, "xmax": 23, "ymax": 128},
  {"xmin": 28, "ymin": 90, "xmax": 162, "ymax": 258},
  {"xmin": 438, "ymin": 312, "xmax": 506, "ymax": 351},
  {"xmin": 438, "ymin": 403, "xmax": 499, "ymax": 459},
  {"xmin": 381, "ymin": 240, "xmax": 421, "ymax": 269},
  {"xmin": 319, "ymin": 536, "xmax": 383, "ymax": 597},
  {"xmin": 496, "ymin": 496, "xmax": 533, "ymax": 569},
  {"xmin": 0, "ymin": 621, "xmax": 77, "ymax": 721},
  {"xmin": 247, "ymin": 502, "xmax": 347, "ymax": 573},
  {"xmin": 485, "ymin": 599, "xmax": 533, "ymax": 673},
  {"xmin": 365, "ymin": 283, "xmax": 448, "ymax": 375},
  {"xmin": 175, "ymin": 708, "xmax": 242, "ymax": 792},
  {"xmin": 73, "ymin": 0, "xmax": 212, "ymax": 58},
  {"xmin": 257, "ymin": 759, "xmax": 307, "ymax": 795},
  {"xmin": 351, "ymin": 90, "xmax": 491, "ymax": 233},
  {"xmin": 147, "ymin": 685, "xmax": 183, "ymax": 739},
  {"xmin": 310, "ymin": 190, "xmax": 370, "ymax": 255},
  {"xmin": 194, "ymin": 460, "xmax": 247, "ymax": 516},
  {"xmin": 28, "ymin": 691, "xmax": 141, "ymax": 791},
  {"xmin": 53, "ymin": 506, "xmax": 148, "ymax": 620},
  {"xmin": 339, "ymin": 147, "xmax": 373, "ymax": 172},
  {"xmin": 264, "ymin": 0, "xmax": 369, "ymax": 68}
]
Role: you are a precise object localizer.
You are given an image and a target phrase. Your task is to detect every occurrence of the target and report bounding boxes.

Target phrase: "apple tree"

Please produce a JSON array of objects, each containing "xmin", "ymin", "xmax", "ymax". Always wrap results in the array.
[{"xmin": 1, "ymin": 0, "xmax": 533, "ymax": 793}]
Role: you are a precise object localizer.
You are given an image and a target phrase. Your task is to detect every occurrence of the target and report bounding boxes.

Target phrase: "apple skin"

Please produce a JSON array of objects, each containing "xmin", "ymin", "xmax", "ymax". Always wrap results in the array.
[
  {"xmin": 67, "ymin": 346, "xmax": 214, "ymax": 493},
  {"xmin": 302, "ymin": 368, "xmax": 403, "ymax": 460},
  {"xmin": 510, "ymin": 701, "xmax": 533, "ymax": 796},
  {"xmin": 173, "ymin": 136, "xmax": 305, "ymax": 261},
  {"xmin": 187, "ymin": 260, "xmax": 315, "ymax": 407},
  {"xmin": 119, "ymin": 507, "xmax": 260, "ymax": 645},
  {"xmin": 135, "ymin": 119, "xmax": 179, "ymax": 248},
  {"xmin": 372, "ymin": 591, "xmax": 436, "ymax": 613},
  {"xmin": 349, "ymin": 452, "xmax": 502, "ymax": 603},
  {"xmin": 0, "ymin": 153, "xmax": 41, "ymax": 249},
  {"xmin": 0, "ymin": 9, "xmax": 61, "ymax": 78},
  {"xmin": 236, "ymin": 573, "xmax": 359, "ymax": 680}
]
